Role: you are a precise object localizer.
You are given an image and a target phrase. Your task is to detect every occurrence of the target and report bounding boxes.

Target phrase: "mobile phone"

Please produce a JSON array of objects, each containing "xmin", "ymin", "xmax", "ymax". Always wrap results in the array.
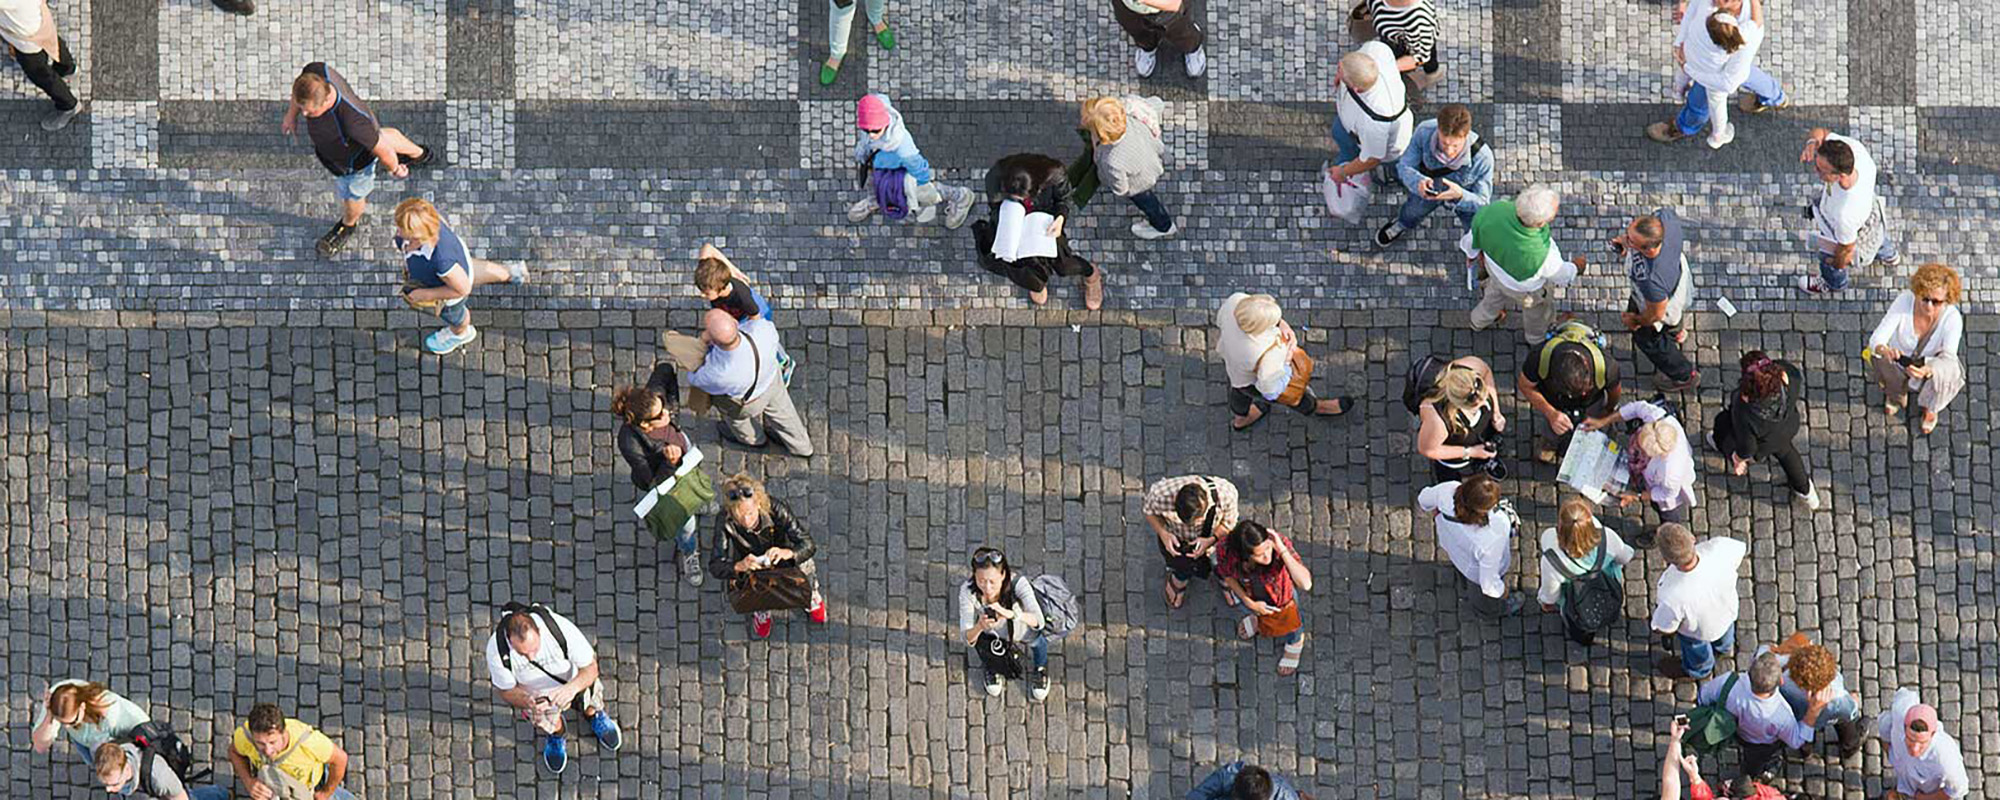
[
  {"xmin": 983, "ymin": 607, "xmax": 1000, "ymax": 620},
  {"xmin": 1674, "ymin": 714, "xmax": 1689, "ymax": 725}
]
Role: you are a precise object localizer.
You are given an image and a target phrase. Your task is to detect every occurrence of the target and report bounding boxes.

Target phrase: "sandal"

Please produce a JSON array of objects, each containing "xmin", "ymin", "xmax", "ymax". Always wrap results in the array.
[
  {"xmin": 1921, "ymin": 411, "xmax": 1938, "ymax": 435},
  {"xmin": 1278, "ymin": 636, "xmax": 1306, "ymax": 676},
  {"xmin": 1230, "ymin": 406, "xmax": 1266, "ymax": 432},
  {"xmin": 1884, "ymin": 399, "xmax": 1903, "ymax": 416},
  {"xmin": 1163, "ymin": 577, "xmax": 1188, "ymax": 609},
  {"xmin": 1218, "ymin": 580, "xmax": 1240, "ymax": 607},
  {"xmin": 1238, "ymin": 615, "xmax": 1257, "ymax": 641}
]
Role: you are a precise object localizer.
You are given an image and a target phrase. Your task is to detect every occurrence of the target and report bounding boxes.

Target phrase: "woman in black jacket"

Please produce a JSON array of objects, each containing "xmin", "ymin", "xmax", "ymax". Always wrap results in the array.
[
  {"xmin": 708, "ymin": 474, "xmax": 826, "ymax": 638},
  {"xmin": 1710, "ymin": 350, "xmax": 1819, "ymax": 509},
  {"xmin": 971, "ymin": 152, "xmax": 1105, "ymax": 310},
  {"xmin": 612, "ymin": 364, "xmax": 705, "ymax": 585}
]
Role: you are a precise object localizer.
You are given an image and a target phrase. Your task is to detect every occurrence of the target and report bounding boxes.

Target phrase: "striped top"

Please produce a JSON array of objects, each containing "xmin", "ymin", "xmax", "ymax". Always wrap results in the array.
[{"xmin": 1368, "ymin": 0, "xmax": 1439, "ymax": 66}]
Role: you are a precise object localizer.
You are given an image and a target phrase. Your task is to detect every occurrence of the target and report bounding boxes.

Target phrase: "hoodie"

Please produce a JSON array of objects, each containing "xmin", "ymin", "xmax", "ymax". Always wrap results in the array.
[{"xmin": 853, "ymin": 94, "xmax": 934, "ymax": 186}]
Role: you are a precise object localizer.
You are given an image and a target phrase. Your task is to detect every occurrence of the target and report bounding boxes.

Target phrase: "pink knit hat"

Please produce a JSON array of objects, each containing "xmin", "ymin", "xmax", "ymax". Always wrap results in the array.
[{"xmin": 856, "ymin": 95, "xmax": 890, "ymax": 130}]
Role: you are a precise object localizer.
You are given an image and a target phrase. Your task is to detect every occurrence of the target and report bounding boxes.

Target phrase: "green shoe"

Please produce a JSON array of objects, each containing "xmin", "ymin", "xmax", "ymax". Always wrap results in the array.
[
  {"xmin": 819, "ymin": 61, "xmax": 839, "ymax": 86},
  {"xmin": 875, "ymin": 25, "xmax": 897, "ymax": 50}
]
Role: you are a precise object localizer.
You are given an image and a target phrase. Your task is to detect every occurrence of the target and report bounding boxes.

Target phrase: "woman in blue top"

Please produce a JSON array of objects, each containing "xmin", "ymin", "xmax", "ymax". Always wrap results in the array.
[{"xmin": 394, "ymin": 198, "xmax": 528, "ymax": 354}]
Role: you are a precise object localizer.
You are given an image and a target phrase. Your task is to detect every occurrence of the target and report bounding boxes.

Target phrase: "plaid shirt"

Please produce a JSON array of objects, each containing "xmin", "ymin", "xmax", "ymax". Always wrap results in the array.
[{"xmin": 1142, "ymin": 475, "xmax": 1239, "ymax": 544}]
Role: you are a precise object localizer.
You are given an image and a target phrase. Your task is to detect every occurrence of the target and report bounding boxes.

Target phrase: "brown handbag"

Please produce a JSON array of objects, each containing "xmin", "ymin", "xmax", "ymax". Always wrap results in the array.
[
  {"xmin": 1255, "ymin": 602, "xmax": 1303, "ymax": 638},
  {"xmin": 727, "ymin": 566, "xmax": 814, "ymax": 613},
  {"xmin": 1257, "ymin": 340, "xmax": 1316, "ymax": 407}
]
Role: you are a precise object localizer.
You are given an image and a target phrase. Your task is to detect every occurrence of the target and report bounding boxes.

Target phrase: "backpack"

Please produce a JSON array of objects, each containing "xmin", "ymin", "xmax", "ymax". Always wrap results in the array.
[
  {"xmin": 493, "ymin": 602, "xmax": 572, "ymax": 674},
  {"xmin": 1541, "ymin": 540, "xmax": 1623, "ymax": 644},
  {"xmin": 1535, "ymin": 321, "xmax": 1608, "ymax": 392},
  {"xmin": 1029, "ymin": 575, "xmax": 1081, "ymax": 637},
  {"xmin": 1402, "ymin": 354, "xmax": 1449, "ymax": 415},
  {"xmin": 121, "ymin": 720, "xmax": 210, "ymax": 795},
  {"xmin": 1682, "ymin": 672, "xmax": 1742, "ymax": 754}
]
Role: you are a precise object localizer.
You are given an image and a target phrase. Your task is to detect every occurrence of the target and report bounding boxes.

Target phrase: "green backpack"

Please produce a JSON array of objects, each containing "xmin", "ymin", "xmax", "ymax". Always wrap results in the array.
[{"xmin": 1681, "ymin": 672, "xmax": 1741, "ymax": 754}]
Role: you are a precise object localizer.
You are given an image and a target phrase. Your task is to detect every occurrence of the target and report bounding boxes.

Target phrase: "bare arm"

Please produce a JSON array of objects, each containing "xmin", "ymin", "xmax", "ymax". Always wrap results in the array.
[
  {"xmin": 227, "ymin": 747, "xmax": 262, "ymax": 794},
  {"xmin": 494, "ymin": 684, "xmax": 536, "ymax": 711},
  {"xmin": 1280, "ymin": 538, "xmax": 1313, "ymax": 593},
  {"xmin": 1516, "ymin": 372, "xmax": 1561, "ymax": 424},
  {"xmin": 30, "ymin": 713, "xmax": 59, "ymax": 753},
  {"xmin": 315, "ymin": 745, "xmax": 350, "ymax": 800},
  {"xmin": 1748, "ymin": 0, "xmax": 1763, "ymax": 26},
  {"xmin": 1146, "ymin": 514, "xmax": 1180, "ymax": 553}
]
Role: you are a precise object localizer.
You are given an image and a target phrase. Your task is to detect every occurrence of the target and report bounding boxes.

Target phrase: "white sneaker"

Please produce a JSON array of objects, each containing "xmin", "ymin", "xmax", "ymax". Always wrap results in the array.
[
  {"xmin": 681, "ymin": 550, "xmax": 705, "ymax": 587},
  {"xmin": 846, "ymin": 197, "xmax": 878, "ymax": 223},
  {"xmin": 1131, "ymin": 219, "xmax": 1178, "ymax": 240},
  {"xmin": 915, "ymin": 203, "xmax": 938, "ymax": 224},
  {"xmin": 943, "ymin": 187, "xmax": 973, "ymax": 230},
  {"xmin": 1184, "ymin": 47, "xmax": 1208, "ymax": 78},
  {"xmin": 983, "ymin": 672, "xmax": 1004, "ymax": 697},
  {"xmin": 1706, "ymin": 124, "xmax": 1735, "ymax": 150},
  {"xmin": 1134, "ymin": 47, "xmax": 1158, "ymax": 78},
  {"xmin": 1796, "ymin": 484, "xmax": 1822, "ymax": 511}
]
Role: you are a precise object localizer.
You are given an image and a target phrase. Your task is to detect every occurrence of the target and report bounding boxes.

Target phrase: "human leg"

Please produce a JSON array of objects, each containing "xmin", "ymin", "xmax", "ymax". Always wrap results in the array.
[
  {"xmin": 1517, "ymin": 286, "xmax": 1557, "ymax": 343},
  {"xmin": 13, "ymin": 44, "xmax": 79, "ymax": 111},
  {"xmin": 1330, "ymin": 120, "xmax": 1362, "ymax": 165},
  {"xmin": 188, "ymin": 787, "xmax": 232, "ymax": 800},
  {"xmin": 1227, "ymin": 384, "xmax": 1266, "ymax": 417},
  {"xmin": 1677, "ymin": 632, "xmax": 1717, "ymax": 678},
  {"xmin": 1740, "ymin": 66, "xmax": 1786, "ymax": 106},
  {"xmin": 1737, "ymin": 736, "xmax": 1786, "ymax": 778},
  {"xmin": 1397, "ymin": 192, "xmax": 1441, "ymax": 229},
  {"xmin": 1769, "ymin": 444, "xmax": 1813, "ymax": 497},
  {"xmin": 1111, "ymin": 0, "xmax": 1166, "ymax": 50},
  {"xmin": 1675, "ymin": 81, "xmax": 1712, "ymax": 137},
  {"xmin": 1127, "ymin": 190, "xmax": 1175, "ymax": 233},
  {"xmin": 1917, "ymin": 353, "xmax": 1965, "ymax": 415},
  {"xmin": 1711, "ymin": 622, "xmax": 1736, "ymax": 656},
  {"xmin": 1816, "ymin": 249, "xmax": 1850, "ymax": 292},
  {"xmin": 752, "ymin": 381, "xmax": 817, "ymax": 457},
  {"xmin": 1468, "ymin": 275, "xmax": 1513, "ymax": 330},
  {"xmin": 1161, "ymin": 10, "xmax": 1205, "ymax": 52},
  {"xmin": 377, "ymin": 126, "xmax": 428, "ymax": 161},
  {"xmin": 1871, "ymin": 352, "xmax": 1912, "ymax": 411},
  {"xmin": 1633, "ymin": 323, "xmax": 1697, "ymax": 383}
]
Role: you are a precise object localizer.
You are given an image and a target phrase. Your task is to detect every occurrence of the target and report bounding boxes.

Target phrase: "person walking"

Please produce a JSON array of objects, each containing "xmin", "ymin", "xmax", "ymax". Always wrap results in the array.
[
  {"xmin": 1877, "ymin": 688, "xmax": 1971, "ymax": 799},
  {"xmin": 1868, "ymin": 263, "xmax": 1965, "ymax": 435},
  {"xmin": 1189, "ymin": 761, "xmax": 1308, "ymax": 800},
  {"xmin": 1376, "ymin": 104, "xmax": 1492, "ymax": 248},
  {"xmin": 847, "ymin": 94, "xmax": 973, "ymax": 229},
  {"xmin": 1535, "ymin": 497, "xmax": 1636, "ymax": 645},
  {"xmin": 1465, "ymin": 185, "xmax": 1583, "ymax": 342},
  {"xmin": 1517, "ymin": 320, "xmax": 1623, "ymax": 464},
  {"xmin": 687, "ymin": 309, "xmax": 815, "ymax": 457},
  {"xmin": 285, "ymin": 63, "xmax": 438, "ymax": 256},
  {"xmin": 1610, "ymin": 210, "xmax": 1699, "ymax": 390},
  {"xmin": 959, "ymin": 547, "xmax": 1054, "ymax": 700},
  {"xmin": 91, "ymin": 739, "xmax": 230, "ymax": 800},
  {"xmin": 613, "ymin": 364, "xmax": 704, "ymax": 586},
  {"xmin": 0, "ymin": 0, "xmax": 82, "ymax": 130},
  {"xmin": 1349, "ymin": 0, "xmax": 1445, "ymax": 93},
  {"xmin": 1327, "ymin": 41, "xmax": 1414, "ymax": 189},
  {"xmin": 1218, "ymin": 521, "xmax": 1313, "ymax": 676},
  {"xmin": 1764, "ymin": 631, "xmax": 1865, "ymax": 760},
  {"xmin": 971, "ymin": 152, "xmax": 1106, "ymax": 309},
  {"xmin": 709, "ymin": 474, "xmax": 827, "ymax": 638},
  {"xmin": 1709, "ymin": 351, "xmax": 1819, "ymax": 509},
  {"xmin": 393, "ymin": 198, "xmax": 527, "ymax": 355},
  {"xmin": 30, "ymin": 680, "xmax": 151, "ymax": 765},
  {"xmin": 1647, "ymin": 0, "xmax": 1785, "ymax": 149},
  {"xmin": 1110, "ymin": 0, "xmax": 1206, "ymax": 79},
  {"xmin": 226, "ymin": 704, "xmax": 356, "ymax": 800},
  {"xmin": 1695, "ymin": 651, "xmax": 1831, "ymax": 779},
  {"xmin": 486, "ymin": 603, "xmax": 624, "ymax": 775},
  {"xmin": 1797, "ymin": 128, "xmax": 1896, "ymax": 294},
  {"xmin": 1142, "ymin": 474, "xmax": 1241, "ymax": 610},
  {"xmin": 1215, "ymin": 293, "xmax": 1353, "ymax": 431},
  {"xmin": 1419, "ymin": 474, "xmax": 1522, "ymax": 617},
  {"xmin": 1414, "ymin": 355, "xmax": 1506, "ymax": 482},
  {"xmin": 819, "ymin": 0, "xmax": 896, "ymax": 85},
  {"xmin": 1082, "ymin": 95, "xmax": 1179, "ymax": 240},
  {"xmin": 1650, "ymin": 524, "xmax": 1746, "ymax": 680},
  {"xmin": 1581, "ymin": 397, "xmax": 1695, "ymax": 542}
]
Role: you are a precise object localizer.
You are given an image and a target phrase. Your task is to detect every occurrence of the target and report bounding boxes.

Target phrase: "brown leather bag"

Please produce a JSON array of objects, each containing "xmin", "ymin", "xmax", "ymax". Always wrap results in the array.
[
  {"xmin": 727, "ymin": 566, "xmax": 814, "ymax": 613},
  {"xmin": 1257, "ymin": 340, "xmax": 1316, "ymax": 407},
  {"xmin": 1255, "ymin": 602, "xmax": 1303, "ymax": 638}
]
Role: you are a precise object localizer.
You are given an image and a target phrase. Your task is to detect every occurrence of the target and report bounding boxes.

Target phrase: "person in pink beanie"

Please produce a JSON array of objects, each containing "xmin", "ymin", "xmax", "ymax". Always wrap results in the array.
[{"xmin": 848, "ymin": 93, "xmax": 974, "ymax": 229}]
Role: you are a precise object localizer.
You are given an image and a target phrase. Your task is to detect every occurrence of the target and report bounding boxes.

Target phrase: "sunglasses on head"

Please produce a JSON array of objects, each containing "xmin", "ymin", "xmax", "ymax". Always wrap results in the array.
[
  {"xmin": 726, "ymin": 487, "xmax": 757, "ymax": 501},
  {"xmin": 972, "ymin": 550, "xmax": 1005, "ymax": 568}
]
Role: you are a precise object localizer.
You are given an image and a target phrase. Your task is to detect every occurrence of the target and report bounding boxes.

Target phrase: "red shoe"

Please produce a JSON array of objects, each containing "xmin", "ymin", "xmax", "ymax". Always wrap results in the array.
[
  {"xmin": 751, "ymin": 612, "xmax": 773, "ymax": 639},
  {"xmin": 808, "ymin": 595, "xmax": 828, "ymax": 624}
]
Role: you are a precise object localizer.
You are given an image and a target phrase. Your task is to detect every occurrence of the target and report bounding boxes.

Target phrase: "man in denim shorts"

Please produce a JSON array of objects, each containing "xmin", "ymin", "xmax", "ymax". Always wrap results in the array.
[{"xmin": 283, "ymin": 62, "xmax": 438, "ymax": 256}]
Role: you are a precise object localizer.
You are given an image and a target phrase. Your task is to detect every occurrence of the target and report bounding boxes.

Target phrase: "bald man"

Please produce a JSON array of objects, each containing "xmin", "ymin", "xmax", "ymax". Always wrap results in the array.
[{"xmin": 687, "ymin": 309, "xmax": 814, "ymax": 457}]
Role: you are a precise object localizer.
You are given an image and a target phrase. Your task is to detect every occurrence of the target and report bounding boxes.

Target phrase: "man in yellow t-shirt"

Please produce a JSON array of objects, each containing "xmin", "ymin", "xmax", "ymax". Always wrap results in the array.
[{"xmin": 226, "ymin": 704, "xmax": 356, "ymax": 800}]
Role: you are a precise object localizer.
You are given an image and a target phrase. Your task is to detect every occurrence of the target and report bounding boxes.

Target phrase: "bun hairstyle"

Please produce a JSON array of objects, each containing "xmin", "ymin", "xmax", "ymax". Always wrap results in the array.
[
  {"xmin": 611, "ymin": 385, "xmax": 666, "ymax": 427},
  {"xmin": 1736, "ymin": 351, "xmax": 1785, "ymax": 402},
  {"xmin": 1706, "ymin": 11, "xmax": 1747, "ymax": 52}
]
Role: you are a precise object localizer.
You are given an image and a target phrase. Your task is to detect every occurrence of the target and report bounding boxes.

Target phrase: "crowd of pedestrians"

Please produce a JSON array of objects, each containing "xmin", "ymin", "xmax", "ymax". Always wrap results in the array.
[{"xmin": 10, "ymin": 0, "xmax": 1977, "ymax": 797}]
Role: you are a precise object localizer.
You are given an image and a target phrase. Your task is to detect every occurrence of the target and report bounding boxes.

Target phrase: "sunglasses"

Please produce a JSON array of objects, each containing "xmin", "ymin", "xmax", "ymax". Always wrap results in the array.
[
  {"xmin": 972, "ymin": 550, "xmax": 1005, "ymax": 567},
  {"xmin": 726, "ymin": 488, "xmax": 757, "ymax": 501},
  {"xmin": 1921, "ymin": 296, "xmax": 1950, "ymax": 306},
  {"xmin": 862, "ymin": 126, "xmax": 886, "ymax": 135}
]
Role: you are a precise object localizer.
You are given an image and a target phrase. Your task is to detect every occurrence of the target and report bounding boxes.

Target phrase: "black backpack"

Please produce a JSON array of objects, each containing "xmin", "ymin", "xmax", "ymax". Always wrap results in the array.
[
  {"xmin": 1542, "ymin": 541, "xmax": 1624, "ymax": 644},
  {"xmin": 1402, "ymin": 354, "xmax": 1449, "ymax": 415},
  {"xmin": 493, "ymin": 602, "xmax": 572, "ymax": 674},
  {"xmin": 122, "ymin": 720, "xmax": 210, "ymax": 795}
]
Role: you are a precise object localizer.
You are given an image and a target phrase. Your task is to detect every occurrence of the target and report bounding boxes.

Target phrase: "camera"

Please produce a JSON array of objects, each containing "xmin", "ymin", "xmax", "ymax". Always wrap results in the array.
[
  {"xmin": 1896, "ymin": 354, "xmax": 1926, "ymax": 368},
  {"xmin": 983, "ymin": 607, "xmax": 1000, "ymax": 621}
]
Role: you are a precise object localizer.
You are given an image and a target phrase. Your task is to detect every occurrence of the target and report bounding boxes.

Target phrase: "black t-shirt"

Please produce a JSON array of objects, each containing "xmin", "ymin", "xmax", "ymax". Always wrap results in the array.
[
  {"xmin": 1521, "ymin": 341, "xmax": 1620, "ymax": 412},
  {"xmin": 301, "ymin": 63, "xmax": 382, "ymax": 176},
  {"xmin": 709, "ymin": 278, "xmax": 761, "ymax": 321}
]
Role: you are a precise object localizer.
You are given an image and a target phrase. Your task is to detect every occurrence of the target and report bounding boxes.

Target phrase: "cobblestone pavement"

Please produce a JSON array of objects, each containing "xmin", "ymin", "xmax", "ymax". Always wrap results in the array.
[{"xmin": 1, "ymin": 0, "xmax": 1997, "ymax": 797}]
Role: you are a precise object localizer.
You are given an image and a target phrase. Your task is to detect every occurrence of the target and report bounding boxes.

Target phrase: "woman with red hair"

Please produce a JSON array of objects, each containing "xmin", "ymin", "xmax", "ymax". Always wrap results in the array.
[{"xmin": 1708, "ymin": 351, "xmax": 1818, "ymax": 509}]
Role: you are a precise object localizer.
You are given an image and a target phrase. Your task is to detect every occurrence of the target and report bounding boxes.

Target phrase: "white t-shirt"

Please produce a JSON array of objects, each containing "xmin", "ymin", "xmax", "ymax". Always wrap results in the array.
[
  {"xmin": 1812, "ymin": 133, "xmax": 1879, "ymax": 247},
  {"xmin": 1649, "ymin": 537, "xmax": 1746, "ymax": 641},
  {"xmin": 485, "ymin": 609, "xmax": 598, "ymax": 697},
  {"xmin": 1459, "ymin": 232, "xmax": 1576, "ymax": 294},
  {"xmin": 1676, "ymin": 0, "xmax": 1765, "ymax": 92},
  {"xmin": 1697, "ymin": 673, "xmax": 1813, "ymax": 747},
  {"xmin": 1869, "ymin": 291, "xmax": 1964, "ymax": 361},
  {"xmin": 1418, "ymin": 481, "xmax": 1513, "ymax": 599},
  {"xmin": 0, "ymin": 0, "xmax": 46, "ymax": 53},
  {"xmin": 1878, "ymin": 688, "xmax": 1971, "ymax": 798},
  {"xmin": 1336, "ymin": 42, "xmax": 1414, "ymax": 163}
]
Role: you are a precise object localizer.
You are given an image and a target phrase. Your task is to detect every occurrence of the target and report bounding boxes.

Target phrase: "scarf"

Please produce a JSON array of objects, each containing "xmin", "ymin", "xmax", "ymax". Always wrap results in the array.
[
  {"xmin": 1470, "ymin": 201, "xmax": 1552, "ymax": 283},
  {"xmin": 872, "ymin": 167, "xmax": 910, "ymax": 221},
  {"xmin": 1430, "ymin": 130, "xmax": 1478, "ymax": 172}
]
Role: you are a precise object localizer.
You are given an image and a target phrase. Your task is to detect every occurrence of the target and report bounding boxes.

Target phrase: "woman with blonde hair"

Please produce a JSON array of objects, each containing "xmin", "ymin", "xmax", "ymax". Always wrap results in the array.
[
  {"xmin": 1082, "ymin": 95, "xmax": 1178, "ymax": 240},
  {"xmin": 1215, "ymin": 292, "xmax": 1352, "ymax": 430},
  {"xmin": 30, "ymin": 679, "xmax": 151, "ymax": 764},
  {"xmin": 1415, "ymin": 355, "xmax": 1507, "ymax": 481},
  {"xmin": 1535, "ymin": 497, "xmax": 1635, "ymax": 645},
  {"xmin": 393, "ymin": 197, "xmax": 529, "ymax": 355},
  {"xmin": 1583, "ymin": 396, "xmax": 1695, "ymax": 545},
  {"xmin": 1869, "ymin": 263, "xmax": 1966, "ymax": 435},
  {"xmin": 707, "ymin": 474, "xmax": 826, "ymax": 638}
]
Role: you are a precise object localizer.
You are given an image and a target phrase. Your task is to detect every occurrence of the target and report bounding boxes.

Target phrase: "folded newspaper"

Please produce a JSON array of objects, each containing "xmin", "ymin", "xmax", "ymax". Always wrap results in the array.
[
  {"xmin": 1556, "ymin": 429, "xmax": 1627, "ymax": 504},
  {"xmin": 631, "ymin": 443, "xmax": 706, "ymax": 519}
]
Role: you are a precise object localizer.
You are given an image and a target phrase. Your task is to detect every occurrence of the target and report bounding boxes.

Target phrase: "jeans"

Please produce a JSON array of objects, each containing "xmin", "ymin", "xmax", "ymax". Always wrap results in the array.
[
  {"xmin": 1030, "ymin": 635, "xmax": 1050, "ymax": 669},
  {"xmin": 1632, "ymin": 320, "xmax": 1695, "ymax": 382},
  {"xmin": 828, "ymin": 0, "xmax": 888, "ymax": 60},
  {"xmin": 1128, "ymin": 189, "xmax": 1174, "ymax": 233},
  {"xmin": 12, "ymin": 38, "xmax": 78, "ymax": 111},
  {"xmin": 1818, "ymin": 236, "xmax": 1896, "ymax": 291},
  {"xmin": 334, "ymin": 163, "xmax": 378, "ymax": 201},
  {"xmin": 1227, "ymin": 383, "xmax": 1319, "ymax": 417},
  {"xmin": 189, "ymin": 788, "xmax": 232, "ymax": 800},
  {"xmin": 1397, "ymin": 193, "xmax": 1477, "ymax": 232},
  {"xmin": 1675, "ymin": 69, "xmax": 1784, "ymax": 137},
  {"xmin": 1677, "ymin": 623, "xmax": 1736, "ymax": 678},
  {"xmin": 1332, "ymin": 119, "xmax": 1361, "ymax": 165},
  {"xmin": 676, "ymin": 516, "xmax": 699, "ymax": 554}
]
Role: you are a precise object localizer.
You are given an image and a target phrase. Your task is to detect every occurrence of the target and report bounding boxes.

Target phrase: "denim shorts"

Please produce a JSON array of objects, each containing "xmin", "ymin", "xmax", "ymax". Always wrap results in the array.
[
  {"xmin": 334, "ymin": 163, "xmax": 377, "ymax": 201},
  {"xmin": 438, "ymin": 298, "xmax": 468, "ymax": 327}
]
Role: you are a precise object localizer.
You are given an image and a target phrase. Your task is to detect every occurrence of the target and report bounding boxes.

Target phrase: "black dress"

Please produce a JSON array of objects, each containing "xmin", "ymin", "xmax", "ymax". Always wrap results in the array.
[{"xmin": 971, "ymin": 153, "xmax": 1097, "ymax": 293}]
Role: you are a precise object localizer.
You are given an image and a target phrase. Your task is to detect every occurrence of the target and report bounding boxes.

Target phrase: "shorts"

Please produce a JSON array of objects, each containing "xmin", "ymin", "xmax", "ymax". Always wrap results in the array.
[
  {"xmin": 438, "ymin": 298, "xmax": 469, "ymax": 327},
  {"xmin": 522, "ymin": 678, "xmax": 608, "ymax": 733},
  {"xmin": 334, "ymin": 164, "xmax": 377, "ymax": 201}
]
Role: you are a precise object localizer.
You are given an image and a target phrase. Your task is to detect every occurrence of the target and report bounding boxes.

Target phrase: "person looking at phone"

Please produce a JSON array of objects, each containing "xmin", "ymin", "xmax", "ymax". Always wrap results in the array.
[
  {"xmin": 1376, "ymin": 104, "xmax": 1493, "ymax": 248},
  {"xmin": 1868, "ymin": 263, "xmax": 1964, "ymax": 435},
  {"xmin": 1142, "ymin": 475, "xmax": 1241, "ymax": 610},
  {"xmin": 485, "ymin": 605, "xmax": 622, "ymax": 776},
  {"xmin": 958, "ymin": 548, "xmax": 1052, "ymax": 700}
]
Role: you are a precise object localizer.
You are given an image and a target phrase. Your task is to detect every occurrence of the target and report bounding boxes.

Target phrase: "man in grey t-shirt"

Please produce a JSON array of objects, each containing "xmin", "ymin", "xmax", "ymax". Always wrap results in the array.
[
  {"xmin": 93, "ymin": 741, "xmax": 228, "ymax": 800},
  {"xmin": 1611, "ymin": 210, "xmax": 1697, "ymax": 391}
]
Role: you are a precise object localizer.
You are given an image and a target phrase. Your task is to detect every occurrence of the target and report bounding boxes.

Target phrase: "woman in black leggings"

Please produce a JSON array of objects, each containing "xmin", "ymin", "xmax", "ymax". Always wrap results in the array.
[{"xmin": 1709, "ymin": 351, "xmax": 1820, "ymax": 510}]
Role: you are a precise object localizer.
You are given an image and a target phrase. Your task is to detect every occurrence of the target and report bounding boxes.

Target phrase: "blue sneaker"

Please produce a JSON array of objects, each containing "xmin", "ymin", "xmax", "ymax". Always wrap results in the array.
[
  {"xmin": 542, "ymin": 733, "xmax": 568, "ymax": 774},
  {"xmin": 424, "ymin": 326, "xmax": 478, "ymax": 355},
  {"xmin": 589, "ymin": 710, "xmax": 623, "ymax": 752}
]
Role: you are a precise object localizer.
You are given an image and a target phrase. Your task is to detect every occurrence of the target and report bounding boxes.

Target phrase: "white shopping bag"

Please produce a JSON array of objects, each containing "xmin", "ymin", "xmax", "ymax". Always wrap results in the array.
[{"xmin": 1319, "ymin": 164, "xmax": 1372, "ymax": 224}]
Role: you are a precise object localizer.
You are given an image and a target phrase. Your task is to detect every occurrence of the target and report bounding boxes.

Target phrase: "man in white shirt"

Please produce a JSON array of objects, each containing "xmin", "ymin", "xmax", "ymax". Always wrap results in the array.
[
  {"xmin": 0, "ymin": 0, "xmax": 82, "ymax": 130},
  {"xmin": 1798, "ymin": 127, "xmax": 1896, "ymax": 295},
  {"xmin": 687, "ymin": 309, "xmax": 814, "ymax": 457},
  {"xmin": 1327, "ymin": 41, "xmax": 1414, "ymax": 186},
  {"xmin": 1878, "ymin": 689, "xmax": 1970, "ymax": 800},
  {"xmin": 1696, "ymin": 652, "xmax": 1828, "ymax": 778},
  {"xmin": 486, "ymin": 603, "xmax": 623, "ymax": 775},
  {"xmin": 1649, "ymin": 524, "xmax": 1745, "ymax": 680}
]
